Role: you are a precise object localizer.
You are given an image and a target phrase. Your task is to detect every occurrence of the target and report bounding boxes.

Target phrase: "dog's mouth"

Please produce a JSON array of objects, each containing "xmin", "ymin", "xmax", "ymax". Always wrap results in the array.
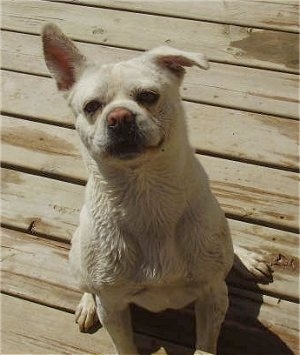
[
  {"xmin": 102, "ymin": 116, "xmax": 166, "ymax": 160},
  {"xmin": 105, "ymin": 136, "xmax": 165, "ymax": 160},
  {"xmin": 106, "ymin": 141, "xmax": 144, "ymax": 160},
  {"xmin": 101, "ymin": 109, "xmax": 166, "ymax": 160}
]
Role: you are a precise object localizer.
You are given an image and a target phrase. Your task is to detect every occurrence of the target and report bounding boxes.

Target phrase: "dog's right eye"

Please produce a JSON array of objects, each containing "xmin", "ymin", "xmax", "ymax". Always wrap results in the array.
[{"xmin": 84, "ymin": 100, "xmax": 102, "ymax": 116}]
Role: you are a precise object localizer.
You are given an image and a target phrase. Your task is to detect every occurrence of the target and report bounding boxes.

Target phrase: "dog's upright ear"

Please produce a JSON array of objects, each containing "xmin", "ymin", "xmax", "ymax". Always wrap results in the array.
[
  {"xmin": 42, "ymin": 23, "xmax": 86, "ymax": 91},
  {"xmin": 148, "ymin": 46, "xmax": 209, "ymax": 77}
]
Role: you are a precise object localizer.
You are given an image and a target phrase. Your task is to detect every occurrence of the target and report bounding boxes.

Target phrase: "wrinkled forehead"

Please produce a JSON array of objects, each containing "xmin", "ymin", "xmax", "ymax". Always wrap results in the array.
[
  {"xmin": 74, "ymin": 58, "xmax": 161, "ymax": 101},
  {"xmin": 109, "ymin": 59, "xmax": 161, "ymax": 90}
]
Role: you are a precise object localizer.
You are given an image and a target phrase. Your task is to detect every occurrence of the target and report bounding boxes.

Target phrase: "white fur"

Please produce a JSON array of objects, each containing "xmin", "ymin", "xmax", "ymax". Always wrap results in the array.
[{"xmin": 42, "ymin": 24, "xmax": 271, "ymax": 355}]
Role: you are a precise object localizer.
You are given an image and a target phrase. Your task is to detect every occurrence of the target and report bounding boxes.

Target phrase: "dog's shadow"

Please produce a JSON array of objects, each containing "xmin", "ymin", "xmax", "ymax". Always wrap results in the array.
[
  {"xmin": 131, "ymin": 262, "xmax": 294, "ymax": 355},
  {"xmin": 86, "ymin": 259, "xmax": 294, "ymax": 355}
]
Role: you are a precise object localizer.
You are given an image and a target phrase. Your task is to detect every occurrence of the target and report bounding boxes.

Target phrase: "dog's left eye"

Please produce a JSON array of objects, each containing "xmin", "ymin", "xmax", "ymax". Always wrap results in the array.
[
  {"xmin": 84, "ymin": 100, "xmax": 103, "ymax": 116},
  {"xmin": 136, "ymin": 91, "xmax": 160, "ymax": 105}
]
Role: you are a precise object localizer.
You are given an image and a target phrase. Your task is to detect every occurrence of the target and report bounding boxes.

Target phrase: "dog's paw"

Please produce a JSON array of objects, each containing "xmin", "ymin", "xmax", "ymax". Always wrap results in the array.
[
  {"xmin": 234, "ymin": 246, "xmax": 273, "ymax": 283},
  {"xmin": 75, "ymin": 293, "xmax": 99, "ymax": 332},
  {"xmin": 243, "ymin": 252, "xmax": 272, "ymax": 280}
]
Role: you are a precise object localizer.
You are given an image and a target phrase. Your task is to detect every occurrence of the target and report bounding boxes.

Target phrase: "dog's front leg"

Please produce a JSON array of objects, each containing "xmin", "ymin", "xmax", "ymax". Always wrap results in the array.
[
  {"xmin": 95, "ymin": 294, "xmax": 138, "ymax": 355},
  {"xmin": 194, "ymin": 280, "xmax": 228, "ymax": 355},
  {"xmin": 75, "ymin": 292, "xmax": 98, "ymax": 331}
]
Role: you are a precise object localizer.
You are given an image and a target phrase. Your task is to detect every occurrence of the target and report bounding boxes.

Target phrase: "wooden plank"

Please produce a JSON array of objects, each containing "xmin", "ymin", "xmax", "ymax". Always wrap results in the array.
[
  {"xmin": 2, "ymin": 60, "xmax": 298, "ymax": 124},
  {"xmin": 2, "ymin": 31, "xmax": 299, "ymax": 119},
  {"xmin": 227, "ymin": 219, "xmax": 299, "ymax": 301},
  {"xmin": 2, "ymin": 119, "xmax": 299, "ymax": 230},
  {"xmin": 1, "ymin": 295, "xmax": 112, "ymax": 355},
  {"xmin": 1, "ymin": 0, "xmax": 299, "ymax": 73},
  {"xmin": 1, "ymin": 169, "xmax": 299, "ymax": 301},
  {"xmin": 1, "ymin": 168, "xmax": 83, "ymax": 239},
  {"xmin": 205, "ymin": 157, "xmax": 298, "ymax": 231},
  {"xmin": 1, "ymin": 294, "xmax": 193, "ymax": 355},
  {"xmin": 2, "ymin": 219, "xmax": 299, "ymax": 303},
  {"xmin": 2, "ymin": 146, "xmax": 298, "ymax": 232},
  {"xmin": 186, "ymin": 105, "xmax": 299, "ymax": 171},
  {"xmin": 61, "ymin": 0, "xmax": 299, "ymax": 32},
  {"xmin": 1, "ymin": 229, "xmax": 79, "ymax": 306},
  {"xmin": 1, "ymin": 228, "xmax": 298, "ymax": 354},
  {"xmin": 1, "ymin": 115, "xmax": 85, "ymax": 181},
  {"xmin": 2, "ymin": 106, "xmax": 298, "ymax": 174}
]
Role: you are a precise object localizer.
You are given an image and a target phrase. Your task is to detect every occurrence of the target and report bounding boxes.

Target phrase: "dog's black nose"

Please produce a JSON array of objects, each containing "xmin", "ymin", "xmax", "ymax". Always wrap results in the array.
[{"xmin": 107, "ymin": 108, "xmax": 136, "ymax": 131}]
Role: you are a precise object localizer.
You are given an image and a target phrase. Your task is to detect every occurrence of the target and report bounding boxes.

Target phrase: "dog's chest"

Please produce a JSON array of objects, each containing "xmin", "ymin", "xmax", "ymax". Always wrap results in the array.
[
  {"xmin": 134, "ymin": 229, "xmax": 186, "ymax": 283},
  {"xmin": 88, "ymin": 210, "xmax": 186, "ymax": 286},
  {"xmin": 81, "ymin": 177, "xmax": 189, "ymax": 288}
]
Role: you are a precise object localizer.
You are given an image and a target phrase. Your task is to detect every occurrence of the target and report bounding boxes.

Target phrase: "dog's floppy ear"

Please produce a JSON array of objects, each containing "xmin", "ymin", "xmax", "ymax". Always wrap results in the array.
[
  {"xmin": 148, "ymin": 46, "xmax": 209, "ymax": 76},
  {"xmin": 42, "ymin": 23, "xmax": 86, "ymax": 91}
]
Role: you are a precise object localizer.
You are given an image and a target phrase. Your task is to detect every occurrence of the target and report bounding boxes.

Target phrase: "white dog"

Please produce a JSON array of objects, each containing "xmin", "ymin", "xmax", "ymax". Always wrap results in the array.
[{"xmin": 42, "ymin": 24, "xmax": 271, "ymax": 355}]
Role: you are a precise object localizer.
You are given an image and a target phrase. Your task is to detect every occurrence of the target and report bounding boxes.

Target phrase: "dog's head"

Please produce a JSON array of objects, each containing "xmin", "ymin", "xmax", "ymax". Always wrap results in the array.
[{"xmin": 42, "ymin": 24, "xmax": 209, "ymax": 165}]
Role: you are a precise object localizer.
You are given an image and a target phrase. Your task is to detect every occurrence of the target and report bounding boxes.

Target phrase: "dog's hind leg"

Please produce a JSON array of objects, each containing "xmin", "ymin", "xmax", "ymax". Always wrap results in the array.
[
  {"xmin": 95, "ymin": 294, "xmax": 138, "ymax": 355},
  {"xmin": 75, "ymin": 292, "xmax": 99, "ymax": 332},
  {"xmin": 194, "ymin": 280, "xmax": 228, "ymax": 355}
]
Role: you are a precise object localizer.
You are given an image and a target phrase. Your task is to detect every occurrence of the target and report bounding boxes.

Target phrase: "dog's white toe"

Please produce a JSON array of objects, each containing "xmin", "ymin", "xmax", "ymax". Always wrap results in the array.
[
  {"xmin": 194, "ymin": 350, "xmax": 213, "ymax": 355},
  {"xmin": 75, "ymin": 293, "xmax": 98, "ymax": 332},
  {"xmin": 247, "ymin": 256, "xmax": 272, "ymax": 279},
  {"xmin": 234, "ymin": 246, "xmax": 273, "ymax": 281}
]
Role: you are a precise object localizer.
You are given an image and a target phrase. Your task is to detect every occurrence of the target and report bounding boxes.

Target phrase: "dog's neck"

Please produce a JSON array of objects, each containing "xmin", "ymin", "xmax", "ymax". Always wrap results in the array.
[
  {"xmin": 83, "ymin": 137, "xmax": 192, "ymax": 195},
  {"xmin": 80, "ymin": 120, "xmax": 200, "ymax": 231}
]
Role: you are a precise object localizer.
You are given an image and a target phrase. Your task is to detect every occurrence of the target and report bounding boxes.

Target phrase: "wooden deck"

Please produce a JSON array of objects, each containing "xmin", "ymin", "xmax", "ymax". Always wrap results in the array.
[{"xmin": 1, "ymin": 0, "xmax": 299, "ymax": 354}]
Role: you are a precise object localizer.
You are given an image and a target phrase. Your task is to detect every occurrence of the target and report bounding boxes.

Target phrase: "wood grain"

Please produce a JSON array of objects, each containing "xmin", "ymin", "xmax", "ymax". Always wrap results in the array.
[
  {"xmin": 1, "ymin": 1, "xmax": 299, "ymax": 354},
  {"xmin": 2, "ymin": 119, "xmax": 299, "ymax": 231},
  {"xmin": 1, "ymin": 294, "xmax": 112, "ymax": 355},
  {"xmin": 1, "ymin": 169, "xmax": 299, "ymax": 302},
  {"xmin": 1, "ymin": 294, "xmax": 194, "ymax": 355},
  {"xmin": 1, "ymin": 29, "xmax": 299, "ymax": 170},
  {"xmin": 2, "ymin": 94, "xmax": 299, "ymax": 172},
  {"xmin": 1, "ymin": 0, "xmax": 299, "ymax": 73},
  {"xmin": 1, "ymin": 228, "xmax": 298, "ymax": 354},
  {"xmin": 2, "ymin": 217, "xmax": 299, "ymax": 301},
  {"xmin": 2, "ymin": 31, "xmax": 299, "ymax": 119},
  {"xmin": 61, "ymin": 0, "xmax": 299, "ymax": 32},
  {"xmin": 1, "ymin": 168, "xmax": 83, "ymax": 239}
]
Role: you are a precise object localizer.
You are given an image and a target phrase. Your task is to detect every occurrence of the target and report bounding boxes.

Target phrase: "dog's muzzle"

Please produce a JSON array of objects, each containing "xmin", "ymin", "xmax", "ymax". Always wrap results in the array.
[{"xmin": 106, "ymin": 107, "xmax": 143, "ymax": 159}]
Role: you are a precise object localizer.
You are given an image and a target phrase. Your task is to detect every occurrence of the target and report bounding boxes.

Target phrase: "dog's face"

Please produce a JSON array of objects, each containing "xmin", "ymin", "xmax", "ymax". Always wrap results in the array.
[
  {"xmin": 42, "ymin": 24, "xmax": 209, "ymax": 164},
  {"xmin": 69, "ymin": 58, "xmax": 181, "ymax": 162}
]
